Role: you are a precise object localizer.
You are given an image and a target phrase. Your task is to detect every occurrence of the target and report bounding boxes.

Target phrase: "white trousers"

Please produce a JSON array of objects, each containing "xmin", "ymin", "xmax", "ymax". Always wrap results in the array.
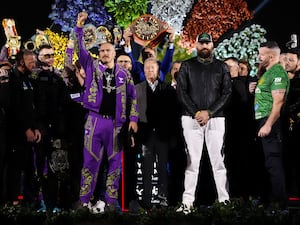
[{"xmin": 181, "ymin": 116, "xmax": 229, "ymax": 206}]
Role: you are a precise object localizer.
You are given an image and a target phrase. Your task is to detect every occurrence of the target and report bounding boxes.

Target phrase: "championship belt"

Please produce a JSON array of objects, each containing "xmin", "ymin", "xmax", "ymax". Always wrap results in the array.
[
  {"xmin": 71, "ymin": 24, "xmax": 109, "ymax": 50},
  {"xmin": 24, "ymin": 29, "xmax": 50, "ymax": 52},
  {"xmin": 130, "ymin": 14, "xmax": 169, "ymax": 48},
  {"xmin": 2, "ymin": 18, "xmax": 21, "ymax": 60}
]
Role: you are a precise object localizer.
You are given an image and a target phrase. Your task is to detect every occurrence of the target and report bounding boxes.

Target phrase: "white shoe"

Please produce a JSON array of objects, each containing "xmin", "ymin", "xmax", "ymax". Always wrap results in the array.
[
  {"xmin": 52, "ymin": 207, "xmax": 61, "ymax": 213},
  {"xmin": 37, "ymin": 200, "xmax": 47, "ymax": 213},
  {"xmin": 91, "ymin": 200, "xmax": 106, "ymax": 214},
  {"xmin": 176, "ymin": 203, "xmax": 194, "ymax": 215},
  {"xmin": 82, "ymin": 202, "xmax": 92, "ymax": 211}
]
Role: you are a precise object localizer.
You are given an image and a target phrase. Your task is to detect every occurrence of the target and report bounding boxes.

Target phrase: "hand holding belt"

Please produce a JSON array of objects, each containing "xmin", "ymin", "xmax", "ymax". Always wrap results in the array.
[
  {"xmin": 129, "ymin": 14, "xmax": 169, "ymax": 47},
  {"xmin": 2, "ymin": 18, "xmax": 21, "ymax": 59}
]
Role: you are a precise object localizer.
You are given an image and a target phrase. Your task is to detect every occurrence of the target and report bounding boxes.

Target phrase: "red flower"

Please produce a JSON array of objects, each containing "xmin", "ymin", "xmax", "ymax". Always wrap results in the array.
[{"xmin": 179, "ymin": 0, "xmax": 253, "ymax": 52}]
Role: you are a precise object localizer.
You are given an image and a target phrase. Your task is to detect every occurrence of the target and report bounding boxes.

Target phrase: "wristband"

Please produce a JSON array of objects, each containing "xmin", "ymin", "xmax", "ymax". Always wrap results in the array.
[{"xmin": 195, "ymin": 111, "xmax": 201, "ymax": 117}]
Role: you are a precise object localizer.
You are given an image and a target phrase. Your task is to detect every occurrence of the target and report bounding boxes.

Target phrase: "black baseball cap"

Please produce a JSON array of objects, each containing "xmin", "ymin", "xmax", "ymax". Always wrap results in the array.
[{"xmin": 197, "ymin": 33, "xmax": 213, "ymax": 43}]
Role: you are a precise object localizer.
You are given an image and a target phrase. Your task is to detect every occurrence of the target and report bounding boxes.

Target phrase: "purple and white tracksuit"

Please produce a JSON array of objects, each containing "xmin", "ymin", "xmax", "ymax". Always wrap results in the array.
[{"xmin": 74, "ymin": 26, "xmax": 138, "ymax": 205}]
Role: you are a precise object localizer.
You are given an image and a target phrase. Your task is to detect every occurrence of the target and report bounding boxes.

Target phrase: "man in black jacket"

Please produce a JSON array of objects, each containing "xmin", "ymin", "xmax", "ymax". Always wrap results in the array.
[
  {"xmin": 33, "ymin": 44, "xmax": 70, "ymax": 212},
  {"xmin": 282, "ymin": 48, "xmax": 300, "ymax": 200},
  {"xmin": 176, "ymin": 33, "xmax": 232, "ymax": 214},
  {"xmin": 135, "ymin": 57, "xmax": 178, "ymax": 209},
  {"xmin": 6, "ymin": 49, "xmax": 41, "ymax": 205}
]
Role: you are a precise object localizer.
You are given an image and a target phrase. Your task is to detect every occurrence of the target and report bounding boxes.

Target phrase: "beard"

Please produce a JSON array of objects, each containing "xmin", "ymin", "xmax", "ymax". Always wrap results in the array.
[
  {"xmin": 197, "ymin": 48, "xmax": 212, "ymax": 59},
  {"xmin": 22, "ymin": 64, "xmax": 32, "ymax": 75},
  {"xmin": 100, "ymin": 56, "xmax": 111, "ymax": 65}
]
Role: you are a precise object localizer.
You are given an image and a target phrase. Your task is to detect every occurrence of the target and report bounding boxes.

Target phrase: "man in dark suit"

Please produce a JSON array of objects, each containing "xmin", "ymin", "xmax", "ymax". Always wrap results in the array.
[{"xmin": 135, "ymin": 57, "xmax": 178, "ymax": 209}]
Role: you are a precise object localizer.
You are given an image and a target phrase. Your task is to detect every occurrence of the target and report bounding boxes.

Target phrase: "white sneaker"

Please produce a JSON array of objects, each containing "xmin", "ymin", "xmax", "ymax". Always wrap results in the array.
[
  {"xmin": 82, "ymin": 202, "xmax": 92, "ymax": 211},
  {"xmin": 91, "ymin": 200, "xmax": 106, "ymax": 214},
  {"xmin": 37, "ymin": 200, "xmax": 47, "ymax": 213},
  {"xmin": 52, "ymin": 207, "xmax": 61, "ymax": 213},
  {"xmin": 176, "ymin": 203, "xmax": 194, "ymax": 215}
]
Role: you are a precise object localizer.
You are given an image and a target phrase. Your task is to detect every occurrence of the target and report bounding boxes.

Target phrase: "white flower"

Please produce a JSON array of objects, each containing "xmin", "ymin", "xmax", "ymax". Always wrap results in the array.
[
  {"xmin": 150, "ymin": 0, "xmax": 194, "ymax": 34},
  {"xmin": 215, "ymin": 24, "xmax": 267, "ymax": 76}
]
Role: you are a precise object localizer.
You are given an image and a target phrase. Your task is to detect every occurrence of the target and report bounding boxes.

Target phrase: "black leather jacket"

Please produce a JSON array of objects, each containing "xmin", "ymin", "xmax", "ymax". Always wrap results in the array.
[{"xmin": 176, "ymin": 56, "xmax": 232, "ymax": 118}]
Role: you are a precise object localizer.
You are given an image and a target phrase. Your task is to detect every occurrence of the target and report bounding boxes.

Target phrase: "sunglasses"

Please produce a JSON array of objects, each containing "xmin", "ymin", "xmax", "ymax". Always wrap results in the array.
[{"xmin": 41, "ymin": 53, "xmax": 55, "ymax": 59}]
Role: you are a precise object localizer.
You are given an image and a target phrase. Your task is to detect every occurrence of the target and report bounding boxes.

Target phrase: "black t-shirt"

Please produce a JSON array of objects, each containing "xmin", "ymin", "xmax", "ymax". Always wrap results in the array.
[{"xmin": 99, "ymin": 67, "xmax": 116, "ymax": 117}]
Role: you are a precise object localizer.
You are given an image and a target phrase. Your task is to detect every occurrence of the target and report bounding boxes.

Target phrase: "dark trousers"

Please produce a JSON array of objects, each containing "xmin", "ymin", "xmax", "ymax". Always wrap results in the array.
[
  {"xmin": 35, "ymin": 135, "xmax": 71, "ymax": 211},
  {"xmin": 283, "ymin": 123, "xmax": 300, "ymax": 197},
  {"xmin": 258, "ymin": 117, "xmax": 288, "ymax": 207},
  {"xmin": 123, "ymin": 146, "xmax": 138, "ymax": 207},
  {"xmin": 6, "ymin": 138, "xmax": 36, "ymax": 204},
  {"xmin": 168, "ymin": 133, "xmax": 186, "ymax": 206},
  {"xmin": 141, "ymin": 130, "xmax": 168, "ymax": 208}
]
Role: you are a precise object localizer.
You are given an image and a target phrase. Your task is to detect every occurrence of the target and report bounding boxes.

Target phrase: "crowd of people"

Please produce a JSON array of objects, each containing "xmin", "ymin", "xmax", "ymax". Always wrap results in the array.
[{"xmin": 0, "ymin": 11, "xmax": 299, "ymax": 215}]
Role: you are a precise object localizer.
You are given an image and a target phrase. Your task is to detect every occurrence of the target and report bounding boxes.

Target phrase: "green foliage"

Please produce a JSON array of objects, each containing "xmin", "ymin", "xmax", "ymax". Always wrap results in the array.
[
  {"xmin": 0, "ymin": 198, "xmax": 294, "ymax": 225},
  {"xmin": 104, "ymin": 0, "xmax": 149, "ymax": 28},
  {"xmin": 157, "ymin": 34, "xmax": 193, "ymax": 83},
  {"xmin": 157, "ymin": 35, "xmax": 193, "ymax": 63}
]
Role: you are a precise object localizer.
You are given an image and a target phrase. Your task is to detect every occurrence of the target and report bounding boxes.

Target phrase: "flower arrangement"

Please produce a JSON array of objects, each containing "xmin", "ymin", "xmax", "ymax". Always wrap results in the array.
[
  {"xmin": 104, "ymin": 0, "xmax": 148, "ymax": 29},
  {"xmin": 150, "ymin": 0, "xmax": 194, "ymax": 35},
  {"xmin": 44, "ymin": 28, "xmax": 70, "ymax": 70},
  {"xmin": 214, "ymin": 24, "xmax": 267, "ymax": 76},
  {"xmin": 45, "ymin": 0, "xmax": 267, "ymax": 74},
  {"xmin": 48, "ymin": 0, "xmax": 112, "ymax": 32},
  {"xmin": 178, "ymin": 0, "xmax": 253, "ymax": 53}
]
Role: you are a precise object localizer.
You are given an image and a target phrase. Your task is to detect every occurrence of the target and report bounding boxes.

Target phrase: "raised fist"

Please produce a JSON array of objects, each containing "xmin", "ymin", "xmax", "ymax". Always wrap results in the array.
[{"xmin": 77, "ymin": 11, "xmax": 88, "ymax": 27}]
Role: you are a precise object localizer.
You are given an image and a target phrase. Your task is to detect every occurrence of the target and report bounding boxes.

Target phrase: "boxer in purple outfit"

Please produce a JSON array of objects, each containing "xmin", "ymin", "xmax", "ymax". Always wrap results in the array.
[{"xmin": 74, "ymin": 11, "xmax": 138, "ymax": 211}]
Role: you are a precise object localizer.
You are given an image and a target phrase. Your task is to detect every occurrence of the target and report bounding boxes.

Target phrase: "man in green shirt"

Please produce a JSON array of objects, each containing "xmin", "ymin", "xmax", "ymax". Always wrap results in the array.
[{"xmin": 254, "ymin": 41, "xmax": 289, "ymax": 209}]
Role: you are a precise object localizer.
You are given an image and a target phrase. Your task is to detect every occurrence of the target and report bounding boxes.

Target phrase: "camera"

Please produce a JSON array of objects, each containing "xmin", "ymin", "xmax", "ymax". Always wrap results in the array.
[{"xmin": 286, "ymin": 34, "xmax": 298, "ymax": 49}]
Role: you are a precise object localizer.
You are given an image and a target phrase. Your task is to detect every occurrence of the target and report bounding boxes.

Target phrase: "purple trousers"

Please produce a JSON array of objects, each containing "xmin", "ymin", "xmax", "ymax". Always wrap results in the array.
[{"xmin": 79, "ymin": 111, "xmax": 122, "ymax": 204}]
